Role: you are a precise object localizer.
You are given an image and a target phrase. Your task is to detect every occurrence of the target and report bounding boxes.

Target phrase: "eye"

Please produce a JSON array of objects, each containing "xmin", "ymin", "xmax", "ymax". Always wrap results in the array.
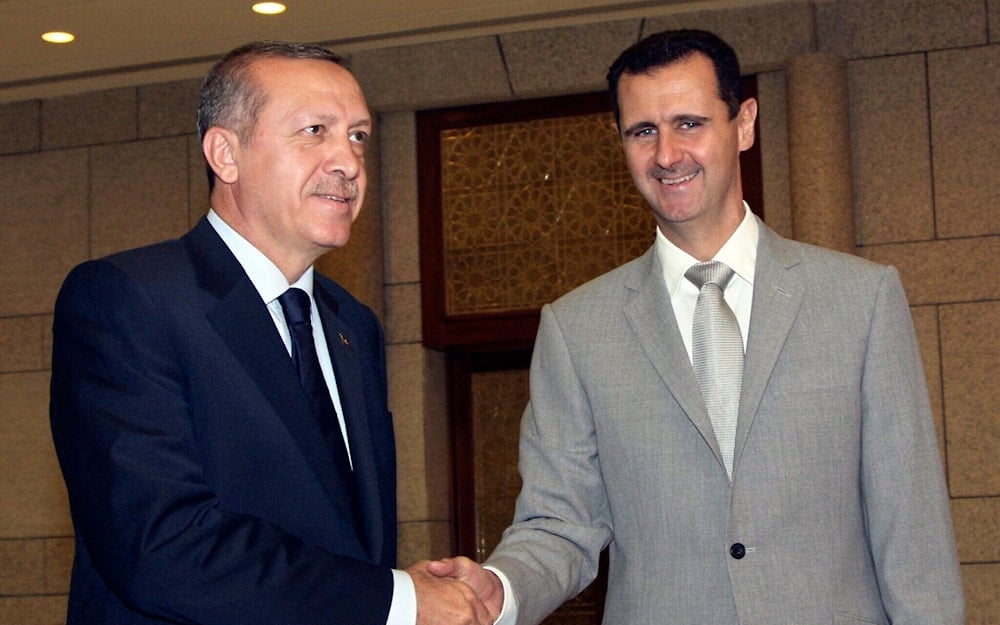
[
  {"xmin": 304, "ymin": 125, "xmax": 323, "ymax": 135},
  {"xmin": 625, "ymin": 126, "xmax": 656, "ymax": 139},
  {"xmin": 349, "ymin": 130, "xmax": 369, "ymax": 145},
  {"xmin": 677, "ymin": 117, "xmax": 708, "ymax": 131}
]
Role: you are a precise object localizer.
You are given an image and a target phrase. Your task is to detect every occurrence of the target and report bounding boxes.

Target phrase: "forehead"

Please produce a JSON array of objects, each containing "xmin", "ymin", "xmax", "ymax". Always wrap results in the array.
[
  {"xmin": 617, "ymin": 53, "xmax": 722, "ymax": 118},
  {"xmin": 252, "ymin": 57, "xmax": 369, "ymax": 119}
]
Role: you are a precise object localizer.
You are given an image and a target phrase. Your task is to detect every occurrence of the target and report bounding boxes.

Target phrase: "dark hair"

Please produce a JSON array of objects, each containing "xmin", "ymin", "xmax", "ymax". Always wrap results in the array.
[
  {"xmin": 606, "ymin": 29, "xmax": 742, "ymax": 127},
  {"xmin": 197, "ymin": 41, "xmax": 344, "ymax": 189}
]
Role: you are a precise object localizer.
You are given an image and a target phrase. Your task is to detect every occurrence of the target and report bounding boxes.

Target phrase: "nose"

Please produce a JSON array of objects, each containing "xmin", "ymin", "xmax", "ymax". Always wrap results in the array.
[
  {"xmin": 655, "ymin": 132, "xmax": 683, "ymax": 169},
  {"xmin": 323, "ymin": 135, "xmax": 364, "ymax": 180}
]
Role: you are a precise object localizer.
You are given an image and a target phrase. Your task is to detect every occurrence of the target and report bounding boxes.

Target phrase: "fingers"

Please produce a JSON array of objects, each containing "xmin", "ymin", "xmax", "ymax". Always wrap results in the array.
[
  {"xmin": 409, "ymin": 563, "xmax": 493, "ymax": 625},
  {"xmin": 423, "ymin": 557, "xmax": 504, "ymax": 621}
]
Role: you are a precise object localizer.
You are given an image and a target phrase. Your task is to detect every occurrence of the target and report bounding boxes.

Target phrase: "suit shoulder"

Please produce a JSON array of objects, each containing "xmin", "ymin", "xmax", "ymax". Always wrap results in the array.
[
  {"xmin": 766, "ymin": 229, "xmax": 898, "ymax": 280},
  {"xmin": 62, "ymin": 237, "xmax": 190, "ymax": 292}
]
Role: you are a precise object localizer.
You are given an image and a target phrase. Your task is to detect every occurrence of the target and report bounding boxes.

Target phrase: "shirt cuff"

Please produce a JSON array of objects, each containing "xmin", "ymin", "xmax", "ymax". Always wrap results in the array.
[
  {"xmin": 385, "ymin": 569, "xmax": 417, "ymax": 625},
  {"xmin": 484, "ymin": 565, "xmax": 518, "ymax": 625}
]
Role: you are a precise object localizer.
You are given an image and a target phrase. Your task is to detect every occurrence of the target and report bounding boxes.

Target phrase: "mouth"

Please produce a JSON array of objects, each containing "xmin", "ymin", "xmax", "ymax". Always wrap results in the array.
[
  {"xmin": 312, "ymin": 180, "xmax": 358, "ymax": 206},
  {"xmin": 317, "ymin": 193, "xmax": 352, "ymax": 204},
  {"xmin": 654, "ymin": 169, "xmax": 700, "ymax": 186}
]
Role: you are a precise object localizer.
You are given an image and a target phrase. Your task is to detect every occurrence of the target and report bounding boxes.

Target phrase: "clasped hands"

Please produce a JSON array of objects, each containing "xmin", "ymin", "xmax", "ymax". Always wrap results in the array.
[{"xmin": 407, "ymin": 556, "xmax": 504, "ymax": 625}]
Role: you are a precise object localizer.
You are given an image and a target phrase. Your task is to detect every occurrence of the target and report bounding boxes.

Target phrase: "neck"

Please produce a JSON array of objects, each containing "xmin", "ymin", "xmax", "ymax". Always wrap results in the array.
[{"xmin": 659, "ymin": 206, "xmax": 745, "ymax": 261}]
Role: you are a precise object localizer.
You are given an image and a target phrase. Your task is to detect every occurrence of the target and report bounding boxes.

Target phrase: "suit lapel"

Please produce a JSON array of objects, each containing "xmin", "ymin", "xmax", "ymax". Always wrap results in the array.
[
  {"xmin": 314, "ymin": 287, "xmax": 384, "ymax": 563},
  {"xmin": 184, "ymin": 219, "xmax": 361, "ymax": 533},
  {"xmin": 733, "ymin": 221, "xmax": 805, "ymax": 471},
  {"xmin": 623, "ymin": 248, "xmax": 723, "ymax": 464}
]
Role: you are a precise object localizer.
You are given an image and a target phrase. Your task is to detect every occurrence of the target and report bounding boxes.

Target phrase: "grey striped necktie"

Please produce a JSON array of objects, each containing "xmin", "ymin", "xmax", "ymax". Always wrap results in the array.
[{"xmin": 685, "ymin": 261, "xmax": 743, "ymax": 478}]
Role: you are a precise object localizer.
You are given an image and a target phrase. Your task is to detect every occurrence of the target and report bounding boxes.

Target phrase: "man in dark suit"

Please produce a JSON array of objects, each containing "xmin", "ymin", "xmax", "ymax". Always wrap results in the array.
[
  {"xmin": 428, "ymin": 29, "xmax": 964, "ymax": 625},
  {"xmin": 50, "ymin": 41, "xmax": 491, "ymax": 625}
]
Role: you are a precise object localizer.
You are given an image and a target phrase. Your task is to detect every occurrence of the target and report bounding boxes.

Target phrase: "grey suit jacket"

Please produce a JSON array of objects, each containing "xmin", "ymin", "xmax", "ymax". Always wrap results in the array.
[{"xmin": 486, "ymin": 218, "xmax": 963, "ymax": 625}]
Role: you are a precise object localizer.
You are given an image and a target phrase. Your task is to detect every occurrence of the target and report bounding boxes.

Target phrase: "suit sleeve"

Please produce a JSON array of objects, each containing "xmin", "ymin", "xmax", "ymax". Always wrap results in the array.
[
  {"xmin": 485, "ymin": 303, "xmax": 612, "ymax": 625},
  {"xmin": 49, "ymin": 260, "xmax": 393, "ymax": 625},
  {"xmin": 859, "ymin": 266, "xmax": 964, "ymax": 623}
]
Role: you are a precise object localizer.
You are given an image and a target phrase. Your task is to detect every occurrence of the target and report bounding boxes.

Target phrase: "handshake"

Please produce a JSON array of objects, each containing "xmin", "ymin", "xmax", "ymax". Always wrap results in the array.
[{"xmin": 407, "ymin": 556, "xmax": 506, "ymax": 625}]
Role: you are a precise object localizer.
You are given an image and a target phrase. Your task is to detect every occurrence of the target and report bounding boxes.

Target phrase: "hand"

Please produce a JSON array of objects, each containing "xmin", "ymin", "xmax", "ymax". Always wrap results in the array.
[
  {"xmin": 407, "ymin": 560, "xmax": 493, "ymax": 625},
  {"xmin": 426, "ymin": 556, "xmax": 504, "ymax": 621}
]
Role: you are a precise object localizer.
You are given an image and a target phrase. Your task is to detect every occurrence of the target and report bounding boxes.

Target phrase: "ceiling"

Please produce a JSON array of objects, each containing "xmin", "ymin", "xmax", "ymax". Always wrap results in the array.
[{"xmin": 0, "ymin": 0, "xmax": 702, "ymax": 102}]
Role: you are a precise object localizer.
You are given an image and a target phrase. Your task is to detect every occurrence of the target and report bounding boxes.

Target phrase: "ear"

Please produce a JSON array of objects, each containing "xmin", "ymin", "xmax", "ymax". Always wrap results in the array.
[
  {"xmin": 202, "ymin": 127, "xmax": 240, "ymax": 185},
  {"xmin": 737, "ymin": 97, "xmax": 758, "ymax": 152}
]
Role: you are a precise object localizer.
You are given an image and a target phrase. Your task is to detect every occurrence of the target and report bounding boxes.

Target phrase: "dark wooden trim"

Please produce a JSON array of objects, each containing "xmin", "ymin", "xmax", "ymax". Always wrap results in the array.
[
  {"xmin": 446, "ymin": 349, "xmax": 532, "ymax": 558},
  {"xmin": 417, "ymin": 78, "xmax": 762, "ymax": 353},
  {"xmin": 417, "ymin": 92, "xmax": 616, "ymax": 351}
]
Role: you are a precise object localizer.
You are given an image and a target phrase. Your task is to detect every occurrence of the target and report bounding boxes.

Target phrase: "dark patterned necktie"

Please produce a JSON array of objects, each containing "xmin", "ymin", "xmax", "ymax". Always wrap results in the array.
[{"xmin": 278, "ymin": 287, "xmax": 354, "ymax": 479}]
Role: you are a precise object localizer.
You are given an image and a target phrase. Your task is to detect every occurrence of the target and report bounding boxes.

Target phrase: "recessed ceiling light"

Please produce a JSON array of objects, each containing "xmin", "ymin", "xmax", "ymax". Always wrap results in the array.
[
  {"xmin": 42, "ymin": 31, "xmax": 76, "ymax": 44},
  {"xmin": 252, "ymin": 2, "xmax": 287, "ymax": 15}
]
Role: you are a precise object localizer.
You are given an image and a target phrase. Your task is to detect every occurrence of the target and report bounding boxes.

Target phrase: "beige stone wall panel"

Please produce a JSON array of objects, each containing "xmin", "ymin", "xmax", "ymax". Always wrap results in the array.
[
  {"xmin": 928, "ymin": 44, "xmax": 1000, "ymax": 239},
  {"xmin": 0, "ymin": 316, "xmax": 50, "ymax": 373},
  {"xmin": 0, "ymin": 100, "xmax": 41, "ymax": 155},
  {"xmin": 815, "ymin": 0, "xmax": 987, "ymax": 58},
  {"xmin": 380, "ymin": 111, "xmax": 421, "ymax": 286},
  {"xmin": 909, "ymin": 305, "xmax": 944, "ymax": 460},
  {"xmin": 952, "ymin": 497, "xmax": 1000, "ymax": 562},
  {"xmin": 350, "ymin": 37, "xmax": 512, "ymax": 112},
  {"xmin": 0, "ymin": 371, "xmax": 71, "ymax": 538},
  {"xmin": 0, "ymin": 595, "xmax": 68, "ymax": 625},
  {"xmin": 644, "ymin": 1, "xmax": 814, "ymax": 73},
  {"xmin": 138, "ymin": 78, "xmax": 201, "ymax": 139},
  {"xmin": 940, "ymin": 301, "xmax": 1000, "ymax": 497},
  {"xmin": 501, "ymin": 20, "xmax": 641, "ymax": 98},
  {"xmin": 41, "ymin": 87, "xmax": 136, "ymax": 149},
  {"xmin": 848, "ymin": 54, "xmax": 934, "ymax": 245},
  {"xmin": 387, "ymin": 343, "xmax": 449, "ymax": 522},
  {"xmin": 0, "ymin": 150, "xmax": 89, "ymax": 317},
  {"xmin": 89, "ymin": 136, "xmax": 190, "ymax": 259},
  {"xmin": 962, "ymin": 563, "xmax": 1000, "ymax": 625},
  {"xmin": 859, "ymin": 237, "xmax": 1000, "ymax": 305}
]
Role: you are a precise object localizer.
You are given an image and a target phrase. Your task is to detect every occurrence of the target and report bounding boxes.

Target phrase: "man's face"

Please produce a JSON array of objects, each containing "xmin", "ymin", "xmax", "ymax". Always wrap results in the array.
[
  {"xmin": 617, "ymin": 53, "xmax": 756, "ymax": 239},
  {"xmin": 229, "ymin": 57, "xmax": 371, "ymax": 264}
]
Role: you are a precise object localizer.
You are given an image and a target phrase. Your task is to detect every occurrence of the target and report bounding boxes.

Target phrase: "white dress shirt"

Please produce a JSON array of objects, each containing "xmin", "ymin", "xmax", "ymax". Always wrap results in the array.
[
  {"xmin": 206, "ymin": 210, "xmax": 416, "ymax": 625},
  {"xmin": 655, "ymin": 204, "xmax": 758, "ymax": 359}
]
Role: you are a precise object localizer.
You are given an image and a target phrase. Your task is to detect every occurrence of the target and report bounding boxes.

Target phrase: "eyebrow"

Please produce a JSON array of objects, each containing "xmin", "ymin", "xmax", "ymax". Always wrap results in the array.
[
  {"xmin": 295, "ymin": 112, "xmax": 371, "ymax": 128},
  {"xmin": 622, "ymin": 113, "xmax": 712, "ymax": 136}
]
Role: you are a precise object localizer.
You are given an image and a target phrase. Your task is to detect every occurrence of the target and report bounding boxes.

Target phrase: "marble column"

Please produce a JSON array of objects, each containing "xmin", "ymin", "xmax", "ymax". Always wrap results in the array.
[{"xmin": 785, "ymin": 52, "xmax": 855, "ymax": 254}]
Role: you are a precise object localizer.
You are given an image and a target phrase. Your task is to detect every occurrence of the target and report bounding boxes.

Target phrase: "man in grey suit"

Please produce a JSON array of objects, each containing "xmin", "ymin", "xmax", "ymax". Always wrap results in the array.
[{"xmin": 427, "ymin": 29, "xmax": 964, "ymax": 624}]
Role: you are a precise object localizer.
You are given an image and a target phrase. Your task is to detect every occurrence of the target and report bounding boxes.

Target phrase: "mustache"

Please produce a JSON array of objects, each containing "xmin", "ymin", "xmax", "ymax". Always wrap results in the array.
[
  {"xmin": 310, "ymin": 176, "xmax": 359, "ymax": 201},
  {"xmin": 649, "ymin": 164, "xmax": 699, "ymax": 178}
]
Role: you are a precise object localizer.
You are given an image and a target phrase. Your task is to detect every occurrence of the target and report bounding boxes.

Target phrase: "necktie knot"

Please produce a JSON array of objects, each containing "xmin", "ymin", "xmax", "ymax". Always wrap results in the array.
[
  {"xmin": 685, "ymin": 260, "xmax": 735, "ymax": 291},
  {"xmin": 278, "ymin": 288, "xmax": 312, "ymax": 327}
]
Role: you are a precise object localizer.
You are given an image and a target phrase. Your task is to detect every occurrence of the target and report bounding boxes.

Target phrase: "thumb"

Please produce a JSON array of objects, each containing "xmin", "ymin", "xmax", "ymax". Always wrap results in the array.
[{"xmin": 425, "ymin": 557, "xmax": 459, "ymax": 577}]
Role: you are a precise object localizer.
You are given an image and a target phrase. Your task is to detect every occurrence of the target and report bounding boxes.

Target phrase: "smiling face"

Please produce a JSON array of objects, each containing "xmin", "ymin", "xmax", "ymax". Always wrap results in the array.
[
  {"xmin": 617, "ymin": 52, "xmax": 756, "ymax": 256},
  {"xmin": 205, "ymin": 56, "xmax": 371, "ymax": 280}
]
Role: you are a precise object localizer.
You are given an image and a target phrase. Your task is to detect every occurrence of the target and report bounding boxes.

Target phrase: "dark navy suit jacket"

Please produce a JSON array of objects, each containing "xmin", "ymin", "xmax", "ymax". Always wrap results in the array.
[{"xmin": 50, "ymin": 217, "xmax": 397, "ymax": 624}]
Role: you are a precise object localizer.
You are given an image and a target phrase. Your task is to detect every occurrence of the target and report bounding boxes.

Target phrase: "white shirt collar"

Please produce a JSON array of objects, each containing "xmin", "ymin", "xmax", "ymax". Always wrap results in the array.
[
  {"xmin": 655, "ymin": 203, "xmax": 758, "ymax": 298},
  {"xmin": 206, "ymin": 209, "xmax": 314, "ymax": 303}
]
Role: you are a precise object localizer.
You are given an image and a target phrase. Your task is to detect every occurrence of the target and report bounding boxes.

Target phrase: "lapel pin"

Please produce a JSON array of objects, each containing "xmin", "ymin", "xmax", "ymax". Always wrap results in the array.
[{"xmin": 338, "ymin": 332, "xmax": 350, "ymax": 347}]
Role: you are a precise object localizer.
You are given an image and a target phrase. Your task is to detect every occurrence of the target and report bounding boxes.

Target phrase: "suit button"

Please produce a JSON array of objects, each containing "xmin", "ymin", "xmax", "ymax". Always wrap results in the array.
[{"xmin": 730, "ymin": 543, "xmax": 746, "ymax": 559}]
